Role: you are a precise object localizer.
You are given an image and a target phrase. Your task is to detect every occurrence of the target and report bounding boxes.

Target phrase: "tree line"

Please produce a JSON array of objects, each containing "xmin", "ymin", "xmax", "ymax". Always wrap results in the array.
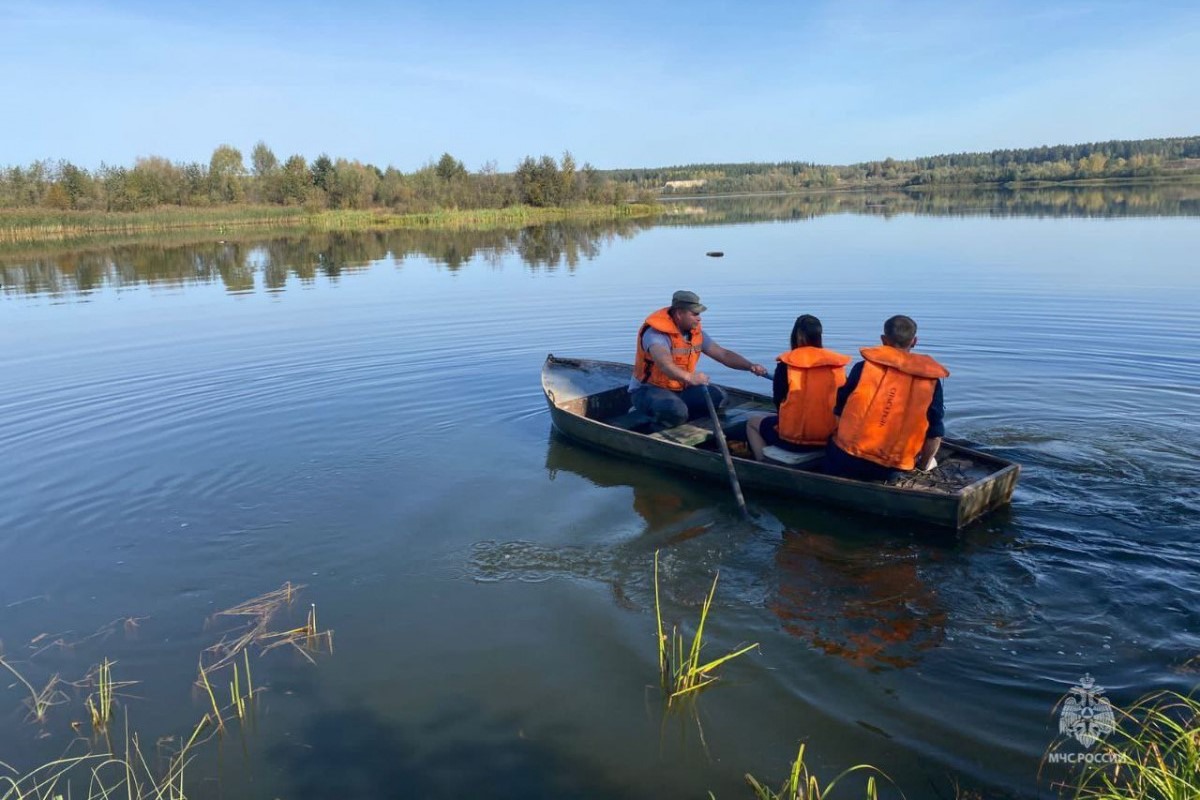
[
  {"xmin": 0, "ymin": 145, "xmax": 644, "ymax": 212},
  {"xmin": 3, "ymin": 136, "xmax": 1197, "ymax": 212},
  {"xmin": 606, "ymin": 136, "xmax": 1200, "ymax": 194}
]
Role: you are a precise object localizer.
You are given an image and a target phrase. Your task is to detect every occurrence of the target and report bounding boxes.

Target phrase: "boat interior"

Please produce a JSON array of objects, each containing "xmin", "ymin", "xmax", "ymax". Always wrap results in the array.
[{"xmin": 569, "ymin": 384, "xmax": 990, "ymax": 492}]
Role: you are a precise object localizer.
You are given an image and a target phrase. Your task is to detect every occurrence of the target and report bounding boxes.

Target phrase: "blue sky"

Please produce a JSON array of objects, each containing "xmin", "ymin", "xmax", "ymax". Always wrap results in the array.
[{"xmin": 2, "ymin": 0, "xmax": 1197, "ymax": 171}]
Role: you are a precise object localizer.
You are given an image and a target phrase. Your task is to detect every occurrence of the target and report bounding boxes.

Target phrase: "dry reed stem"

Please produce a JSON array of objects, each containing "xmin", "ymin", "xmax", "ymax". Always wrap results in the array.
[
  {"xmin": 25, "ymin": 617, "xmax": 149, "ymax": 659},
  {"xmin": 0, "ymin": 657, "xmax": 69, "ymax": 724}
]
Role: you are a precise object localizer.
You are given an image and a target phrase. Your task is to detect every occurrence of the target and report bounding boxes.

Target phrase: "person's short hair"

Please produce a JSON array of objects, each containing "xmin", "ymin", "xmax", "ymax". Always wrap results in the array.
[
  {"xmin": 790, "ymin": 314, "xmax": 823, "ymax": 349},
  {"xmin": 883, "ymin": 315, "xmax": 918, "ymax": 348}
]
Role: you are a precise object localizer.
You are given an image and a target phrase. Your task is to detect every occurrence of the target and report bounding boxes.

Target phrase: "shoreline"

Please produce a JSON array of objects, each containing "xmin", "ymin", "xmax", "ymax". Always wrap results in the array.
[
  {"xmin": 659, "ymin": 172, "xmax": 1200, "ymax": 201},
  {"xmin": 0, "ymin": 203, "xmax": 661, "ymax": 247}
]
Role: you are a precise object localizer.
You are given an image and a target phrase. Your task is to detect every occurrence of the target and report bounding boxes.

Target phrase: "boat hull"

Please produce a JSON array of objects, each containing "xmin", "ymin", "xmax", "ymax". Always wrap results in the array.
[{"xmin": 542, "ymin": 355, "xmax": 1019, "ymax": 529}]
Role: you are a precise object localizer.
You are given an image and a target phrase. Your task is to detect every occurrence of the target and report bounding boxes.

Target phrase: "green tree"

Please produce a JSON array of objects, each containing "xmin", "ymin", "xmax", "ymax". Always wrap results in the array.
[
  {"xmin": 251, "ymin": 141, "xmax": 281, "ymax": 203},
  {"xmin": 560, "ymin": 150, "xmax": 577, "ymax": 203},
  {"xmin": 280, "ymin": 155, "xmax": 310, "ymax": 205},
  {"xmin": 129, "ymin": 156, "xmax": 184, "ymax": 207},
  {"xmin": 310, "ymin": 154, "xmax": 334, "ymax": 191},
  {"xmin": 377, "ymin": 166, "xmax": 412, "ymax": 209},
  {"xmin": 208, "ymin": 144, "xmax": 245, "ymax": 203},
  {"xmin": 325, "ymin": 159, "xmax": 379, "ymax": 209},
  {"xmin": 434, "ymin": 152, "xmax": 467, "ymax": 182},
  {"xmin": 251, "ymin": 141, "xmax": 279, "ymax": 178}
]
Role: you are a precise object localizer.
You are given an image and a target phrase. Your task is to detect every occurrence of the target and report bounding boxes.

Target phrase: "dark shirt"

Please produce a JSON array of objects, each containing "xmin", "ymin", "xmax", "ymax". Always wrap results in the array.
[
  {"xmin": 772, "ymin": 361, "xmax": 789, "ymax": 407},
  {"xmin": 834, "ymin": 360, "xmax": 945, "ymax": 438}
]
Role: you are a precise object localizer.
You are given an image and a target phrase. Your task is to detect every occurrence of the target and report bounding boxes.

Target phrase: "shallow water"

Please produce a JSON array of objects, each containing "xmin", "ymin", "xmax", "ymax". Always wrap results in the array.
[{"xmin": 1, "ymin": 190, "xmax": 1198, "ymax": 798}]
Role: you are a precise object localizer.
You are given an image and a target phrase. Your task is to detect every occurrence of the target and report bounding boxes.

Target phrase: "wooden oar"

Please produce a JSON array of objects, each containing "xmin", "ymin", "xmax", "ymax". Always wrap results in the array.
[{"xmin": 702, "ymin": 385, "xmax": 751, "ymax": 520}]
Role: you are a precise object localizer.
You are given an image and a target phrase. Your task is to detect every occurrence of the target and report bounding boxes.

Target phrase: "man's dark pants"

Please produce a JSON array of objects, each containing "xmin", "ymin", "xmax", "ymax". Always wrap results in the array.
[{"xmin": 631, "ymin": 384, "xmax": 728, "ymax": 429}]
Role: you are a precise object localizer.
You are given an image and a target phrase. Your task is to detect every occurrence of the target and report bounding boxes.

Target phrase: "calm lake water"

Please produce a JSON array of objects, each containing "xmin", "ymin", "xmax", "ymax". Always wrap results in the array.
[{"xmin": 2, "ymin": 189, "xmax": 1198, "ymax": 798}]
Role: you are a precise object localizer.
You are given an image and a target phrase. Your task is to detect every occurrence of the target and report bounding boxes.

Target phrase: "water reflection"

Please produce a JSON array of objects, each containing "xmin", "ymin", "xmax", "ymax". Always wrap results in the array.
[
  {"xmin": 661, "ymin": 182, "xmax": 1200, "ymax": 225},
  {"xmin": 4, "ymin": 183, "xmax": 1198, "ymax": 298},
  {"xmin": 271, "ymin": 700, "xmax": 637, "ymax": 800},
  {"xmin": 529, "ymin": 434, "xmax": 948, "ymax": 671},
  {"xmin": 0, "ymin": 219, "xmax": 656, "ymax": 297},
  {"xmin": 770, "ymin": 528, "xmax": 946, "ymax": 671}
]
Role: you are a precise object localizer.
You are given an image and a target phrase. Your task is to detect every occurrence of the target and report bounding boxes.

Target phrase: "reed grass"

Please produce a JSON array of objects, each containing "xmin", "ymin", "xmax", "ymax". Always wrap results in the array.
[
  {"xmin": 197, "ymin": 658, "xmax": 224, "ymax": 731},
  {"xmin": 744, "ymin": 742, "xmax": 888, "ymax": 800},
  {"xmin": 1056, "ymin": 689, "xmax": 1200, "ymax": 800},
  {"xmin": 0, "ymin": 714, "xmax": 215, "ymax": 800},
  {"xmin": 228, "ymin": 657, "xmax": 252, "ymax": 721},
  {"xmin": 0, "ymin": 206, "xmax": 306, "ymax": 245},
  {"xmin": 258, "ymin": 602, "xmax": 334, "ymax": 663},
  {"xmin": 0, "ymin": 657, "xmax": 67, "ymax": 724},
  {"xmin": 0, "ymin": 203, "xmax": 659, "ymax": 245},
  {"xmin": 84, "ymin": 658, "xmax": 114, "ymax": 729},
  {"xmin": 2, "ymin": 581, "xmax": 330, "ymax": 800},
  {"xmin": 653, "ymin": 550, "xmax": 758, "ymax": 705},
  {"xmin": 204, "ymin": 581, "xmax": 301, "ymax": 671},
  {"xmin": 196, "ymin": 582, "xmax": 330, "ymax": 729}
]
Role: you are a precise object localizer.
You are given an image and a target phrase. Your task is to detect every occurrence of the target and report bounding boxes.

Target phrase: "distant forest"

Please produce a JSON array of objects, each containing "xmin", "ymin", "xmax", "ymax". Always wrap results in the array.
[
  {"xmin": 0, "ymin": 147, "xmax": 640, "ymax": 213},
  {"xmin": 610, "ymin": 136, "xmax": 1200, "ymax": 194},
  {"xmin": 1, "ymin": 136, "xmax": 1197, "ymax": 213}
]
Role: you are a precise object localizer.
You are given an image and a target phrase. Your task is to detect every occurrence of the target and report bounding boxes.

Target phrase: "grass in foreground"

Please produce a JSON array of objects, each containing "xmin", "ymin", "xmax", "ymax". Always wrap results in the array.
[
  {"xmin": 1, "ymin": 582, "xmax": 332, "ymax": 799},
  {"xmin": 654, "ymin": 550, "xmax": 758, "ymax": 705},
  {"xmin": 1055, "ymin": 689, "xmax": 1200, "ymax": 800},
  {"xmin": 744, "ymin": 742, "xmax": 889, "ymax": 800}
]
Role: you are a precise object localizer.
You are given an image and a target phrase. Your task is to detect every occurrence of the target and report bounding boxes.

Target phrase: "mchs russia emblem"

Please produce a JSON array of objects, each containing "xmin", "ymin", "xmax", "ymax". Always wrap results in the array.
[{"xmin": 1059, "ymin": 674, "xmax": 1117, "ymax": 748}]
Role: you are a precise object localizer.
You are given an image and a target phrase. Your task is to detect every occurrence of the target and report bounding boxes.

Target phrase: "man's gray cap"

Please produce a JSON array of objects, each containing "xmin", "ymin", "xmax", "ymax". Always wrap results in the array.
[{"xmin": 671, "ymin": 290, "xmax": 707, "ymax": 313}]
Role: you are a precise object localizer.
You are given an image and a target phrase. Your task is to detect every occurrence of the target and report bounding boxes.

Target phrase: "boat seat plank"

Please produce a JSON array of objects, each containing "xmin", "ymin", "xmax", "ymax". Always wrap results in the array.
[{"xmin": 648, "ymin": 423, "xmax": 714, "ymax": 447}]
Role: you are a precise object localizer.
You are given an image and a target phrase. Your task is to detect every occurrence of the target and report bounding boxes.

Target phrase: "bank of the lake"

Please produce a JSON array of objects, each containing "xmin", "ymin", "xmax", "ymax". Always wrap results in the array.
[{"xmin": 0, "ymin": 202, "xmax": 660, "ymax": 246}]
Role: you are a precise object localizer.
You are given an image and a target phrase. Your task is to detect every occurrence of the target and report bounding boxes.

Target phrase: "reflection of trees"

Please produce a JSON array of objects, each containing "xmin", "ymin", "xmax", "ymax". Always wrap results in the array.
[
  {"xmin": 0, "ymin": 218, "xmax": 656, "ymax": 296},
  {"xmin": 658, "ymin": 183, "xmax": 1200, "ymax": 226},
  {"xmin": 5, "ymin": 183, "xmax": 1196, "ymax": 296}
]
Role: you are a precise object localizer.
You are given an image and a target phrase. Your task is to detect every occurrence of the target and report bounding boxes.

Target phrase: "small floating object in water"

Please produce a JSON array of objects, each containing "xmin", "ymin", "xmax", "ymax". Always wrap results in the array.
[{"xmin": 706, "ymin": 251, "xmax": 724, "ymax": 257}]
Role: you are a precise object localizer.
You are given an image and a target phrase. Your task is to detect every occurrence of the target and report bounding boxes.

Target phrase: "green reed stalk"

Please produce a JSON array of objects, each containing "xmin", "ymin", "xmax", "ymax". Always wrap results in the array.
[
  {"xmin": 243, "ymin": 649, "xmax": 253, "ymax": 703},
  {"xmin": 745, "ymin": 742, "xmax": 887, "ymax": 800},
  {"xmin": 652, "ymin": 549, "xmax": 758, "ymax": 705},
  {"xmin": 197, "ymin": 660, "xmax": 223, "ymax": 731},
  {"xmin": 1061, "ymin": 690, "xmax": 1200, "ymax": 800}
]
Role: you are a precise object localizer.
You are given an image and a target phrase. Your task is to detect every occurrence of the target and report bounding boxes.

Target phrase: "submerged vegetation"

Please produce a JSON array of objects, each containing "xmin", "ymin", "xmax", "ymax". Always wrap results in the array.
[
  {"xmin": 0, "ymin": 582, "xmax": 332, "ymax": 799},
  {"xmin": 0, "ymin": 658, "xmax": 66, "ymax": 725}
]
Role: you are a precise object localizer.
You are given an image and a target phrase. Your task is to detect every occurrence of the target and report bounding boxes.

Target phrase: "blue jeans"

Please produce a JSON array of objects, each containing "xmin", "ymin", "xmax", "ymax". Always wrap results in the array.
[{"xmin": 632, "ymin": 384, "xmax": 728, "ymax": 429}]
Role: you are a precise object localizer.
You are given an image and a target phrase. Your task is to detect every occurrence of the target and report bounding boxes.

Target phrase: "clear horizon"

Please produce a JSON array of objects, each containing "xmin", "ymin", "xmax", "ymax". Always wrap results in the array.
[{"xmin": 3, "ymin": 0, "xmax": 1198, "ymax": 172}]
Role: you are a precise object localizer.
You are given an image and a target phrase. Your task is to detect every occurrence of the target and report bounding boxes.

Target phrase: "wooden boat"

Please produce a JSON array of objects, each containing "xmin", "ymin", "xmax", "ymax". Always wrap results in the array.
[{"xmin": 542, "ymin": 354, "xmax": 1019, "ymax": 529}]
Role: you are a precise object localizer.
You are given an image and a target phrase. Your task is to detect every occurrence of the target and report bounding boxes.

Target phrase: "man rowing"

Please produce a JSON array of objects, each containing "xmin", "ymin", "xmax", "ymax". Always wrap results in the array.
[{"xmin": 629, "ymin": 290, "xmax": 768, "ymax": 430}]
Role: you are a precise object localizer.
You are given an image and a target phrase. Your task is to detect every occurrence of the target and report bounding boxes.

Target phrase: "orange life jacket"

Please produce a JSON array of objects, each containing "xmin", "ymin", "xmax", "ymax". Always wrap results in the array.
[
  {"xmin": 633, "ymin": 308, "xmax": 703, "ymax": 392},
  {"xmin": 833, "ymin": 346, "xmax": 949, "ymax": 470},
  {"xmin": 775, "ymin": 347, "xmax": 851, "ymax": 446}
]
